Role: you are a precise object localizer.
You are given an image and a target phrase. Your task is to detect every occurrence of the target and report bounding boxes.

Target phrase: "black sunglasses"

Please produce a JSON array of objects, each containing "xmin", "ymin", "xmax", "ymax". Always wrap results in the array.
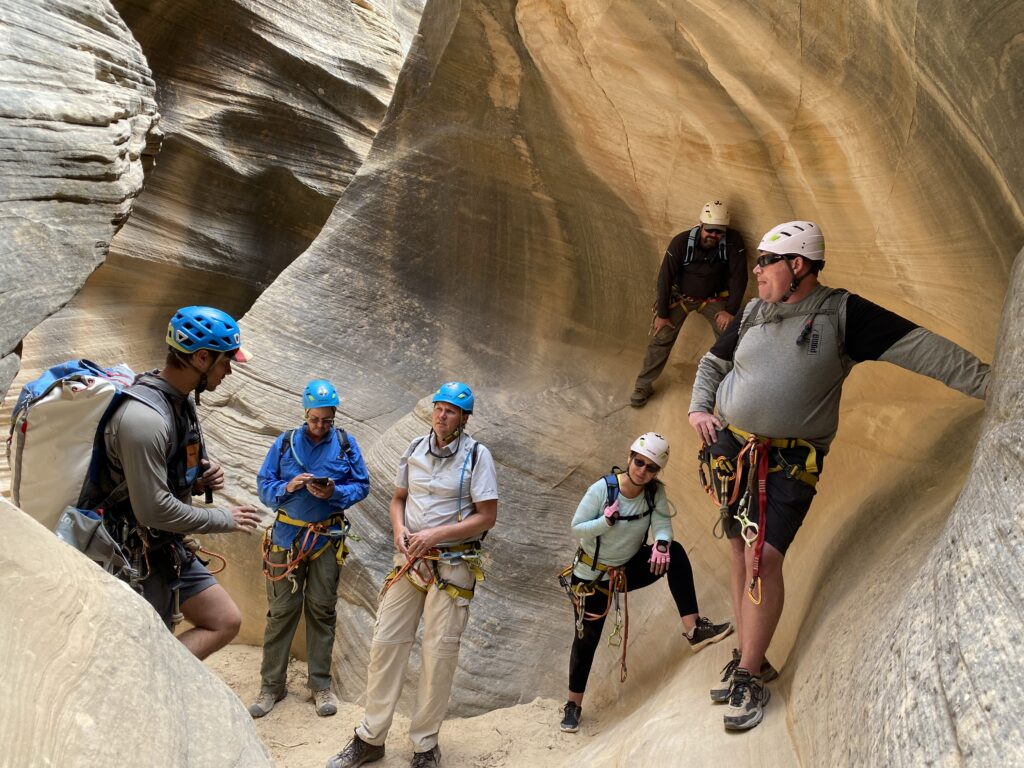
[
  {"xmin": 632, "ymin": 456, "xmax": 660, "ymax": 472},
  {"xmin": 755, "ymin": 253, "xmax": 789, "ymax": 269}
]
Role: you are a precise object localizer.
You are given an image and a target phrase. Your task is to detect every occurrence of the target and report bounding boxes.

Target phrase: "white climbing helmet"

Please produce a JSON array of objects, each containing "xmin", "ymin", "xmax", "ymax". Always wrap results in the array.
[
  {"xmin": 758, "ymin": 220, "xmax": 825, "ymax": 261},
  {"xmin": 700, "ymin": 200, "xmax": 730, "ymax": 227},
  {"xmin": 630, "ymin": 432, "xmax": 670, "ymax": 469}
]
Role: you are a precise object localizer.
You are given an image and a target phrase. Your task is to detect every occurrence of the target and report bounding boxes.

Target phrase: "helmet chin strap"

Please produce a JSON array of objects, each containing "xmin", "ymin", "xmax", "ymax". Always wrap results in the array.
[
  {"xmin": 780, "ymin": 257, "xmax": 805, "ymax": 302},
  {"xmin": 178, "ymin": 350, "xmax": 221, "ymax": 405}
]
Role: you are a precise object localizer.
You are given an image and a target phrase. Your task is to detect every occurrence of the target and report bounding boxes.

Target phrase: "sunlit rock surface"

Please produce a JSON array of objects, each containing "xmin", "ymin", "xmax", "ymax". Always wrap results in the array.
[
  {"xmin": 0, "ymin": 0, "xmax": 159, "ymax": 398},
  {"xmin": 3, "ymin": 0, "xmax": 1023, "ymax": 765},
  {"xmin": 11, "ymin": 0, "xmax": 427, "ymax": 376},
  {"xmin": 200, "ymin": 0, "xmax": 1023, "ymax": 751},
  {"xmin": 0, "ymin": 499, "xmax": 271, "ymax": 768}
]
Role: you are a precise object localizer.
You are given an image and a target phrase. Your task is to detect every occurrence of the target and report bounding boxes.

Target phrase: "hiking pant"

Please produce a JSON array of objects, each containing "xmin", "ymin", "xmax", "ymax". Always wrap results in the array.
[
  {"xmin": 259, "ymin": 543, "xmax": 341, "ymax": 694},
  {"xmin": 356, "ymin": 556, "xmax": 475, "ymax": 753},
  {"xmin": 634, "ymin": 299, "xmax": 724, "ymax": 394},
  {"xmin": 568, "ymin": 542, "xmax": 697, "ymax": 694}
]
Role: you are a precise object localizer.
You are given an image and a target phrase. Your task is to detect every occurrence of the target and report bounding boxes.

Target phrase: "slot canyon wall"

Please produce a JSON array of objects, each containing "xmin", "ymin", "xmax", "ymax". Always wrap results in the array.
[{"xmin": 2, "ymin": 0, "xmax": 1022, "ymax": 766}]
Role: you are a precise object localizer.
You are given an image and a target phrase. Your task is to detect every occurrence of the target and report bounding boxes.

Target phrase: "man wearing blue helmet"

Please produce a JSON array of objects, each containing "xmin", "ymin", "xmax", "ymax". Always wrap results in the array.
[
  {"xmin": 327, "ymin": 382, "xmax": 498, "ymax": 768},
  {"xmin": 249, "ymin": 379, "xmax": 370, "ymax": 719},
  {"xmin": 97, "ymin": 306, "xmax": 261, "ymax": 658}
]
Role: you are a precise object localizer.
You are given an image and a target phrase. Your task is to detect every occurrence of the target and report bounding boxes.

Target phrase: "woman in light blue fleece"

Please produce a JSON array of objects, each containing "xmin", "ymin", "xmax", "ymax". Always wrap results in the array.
[{"xmin": 558, "ymin": 432, "xmax": 733, "ymax": 733}]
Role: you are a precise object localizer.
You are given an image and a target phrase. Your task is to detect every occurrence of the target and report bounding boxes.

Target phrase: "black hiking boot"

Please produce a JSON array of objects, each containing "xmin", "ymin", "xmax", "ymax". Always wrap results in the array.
[
  {"xmin": 687, "ymin": 616, "xmax": 734, "ymax": 652},
  {"xmin": 559, "ymin": 701, "xmax": 582, "ymax": 733},
  {"xmin": 325, "ymin": 733, "xmax": 385, "ymax": 768},
  {"xmin": 723, "ymin": 668, "xmax": 771, "ymax": 731},
  {"xmin": 410, "ymin": 745, "xmax": 441, "ymax": 767}
]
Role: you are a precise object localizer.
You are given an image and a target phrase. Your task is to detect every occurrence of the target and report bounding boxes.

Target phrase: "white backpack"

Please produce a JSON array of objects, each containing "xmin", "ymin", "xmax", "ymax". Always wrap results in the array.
[{"xmin": 6, "ymin": 360, "xmax": 135, "ymax": 530}]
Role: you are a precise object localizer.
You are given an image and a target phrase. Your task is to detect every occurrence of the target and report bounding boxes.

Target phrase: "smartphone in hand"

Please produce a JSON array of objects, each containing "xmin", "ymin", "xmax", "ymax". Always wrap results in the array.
[{"xmin": 310, "ymin": 477, "xmax": 331, "ymax": 486}]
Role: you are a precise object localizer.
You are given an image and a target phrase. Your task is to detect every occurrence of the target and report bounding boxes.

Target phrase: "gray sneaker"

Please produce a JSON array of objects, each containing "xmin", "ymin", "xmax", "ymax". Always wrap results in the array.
[
  {"xmin": 314, "ymin": 688, "xmax": 338, "ymax": 717},
  {"xmin": 711, "ymin": 649, "xmax": 779, "ymax": 702},
  {"xmin": 723, "ymin": 669, "xmax": 771, "ymax": 731},
  {"xmin": 325, "ymin": 733, "xmax": 385, "ymax": 768},
  {"xmin": 410, "ymin": 745, "xmax": 441, "ymax": 768},
  {"xmin": 687, "ymin": 616, "xmax": 734, "ymax": 652},
  {"xmin": 630, "ymin": 388, "xmax": 649, "ymax": 407},
  {"xmin": 248, "ymin": 689, "xmax": 286, "ymax": 718},
  {"xmin": 710, "ymin": 648, "xmax": 741, "ymax": 703}
]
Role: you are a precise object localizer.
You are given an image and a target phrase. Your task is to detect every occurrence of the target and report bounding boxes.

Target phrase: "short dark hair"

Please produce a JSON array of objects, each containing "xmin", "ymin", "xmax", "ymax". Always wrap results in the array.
[
  {"xmin": 166, "ymin": 347, "xmax": 189, "ymax": 369},
  {"xmin": 804, "ymin": 258, "xmax": 825, "ymax": 275}
]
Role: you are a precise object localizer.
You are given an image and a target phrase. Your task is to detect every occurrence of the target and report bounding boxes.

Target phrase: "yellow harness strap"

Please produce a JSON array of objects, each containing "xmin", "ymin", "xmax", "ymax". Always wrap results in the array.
[
  {"xmin": 727, "ymin": 424, "xmax": 820, "ymax": 485},
  {"xmin": 575, "ymin": 549, "xmax": 613, "ymax": 573},
  {"xmin": 266, "ymin": 510, "xmax": 351, "ymax": 565},
  {"xmin": 382, "ymin": 543, "xmax": 484, "ymax": 601},
  {"xmin": 669, "ymin": 289, "xmax": 730, "ymax": 315}
]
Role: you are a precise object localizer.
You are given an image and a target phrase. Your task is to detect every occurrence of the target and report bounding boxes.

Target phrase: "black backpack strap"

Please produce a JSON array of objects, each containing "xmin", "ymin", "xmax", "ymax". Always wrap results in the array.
[{"xmin": 335, "ymin": 427, "xmax": 351, "ymax": 460}]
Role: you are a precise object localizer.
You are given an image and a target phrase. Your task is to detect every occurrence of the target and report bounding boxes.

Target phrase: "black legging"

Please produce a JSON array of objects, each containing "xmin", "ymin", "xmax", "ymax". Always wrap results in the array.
[{"xmin": 568, "ymin": 541, "xmax": 698, "ymax": 694}]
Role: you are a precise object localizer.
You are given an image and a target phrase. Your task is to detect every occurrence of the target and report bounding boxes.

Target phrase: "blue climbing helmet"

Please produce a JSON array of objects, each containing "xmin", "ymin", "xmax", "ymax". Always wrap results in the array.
[
  {"xmin": 166, "ymin": 306, "xmax": 250, "ymax": 361},
  {"xmin": 303, "ymin": 379, "xmax": 340, "ymax": 409},
  {"xmin": 431, "ymin": 381, "xmax": 474, "ymax": 414}
]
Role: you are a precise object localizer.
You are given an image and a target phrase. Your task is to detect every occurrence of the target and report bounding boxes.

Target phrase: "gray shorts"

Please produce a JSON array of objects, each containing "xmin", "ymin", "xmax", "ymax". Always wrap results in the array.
[{"xmin": 141, "ymin": 548, "xmax": 218, "ymax": 628}]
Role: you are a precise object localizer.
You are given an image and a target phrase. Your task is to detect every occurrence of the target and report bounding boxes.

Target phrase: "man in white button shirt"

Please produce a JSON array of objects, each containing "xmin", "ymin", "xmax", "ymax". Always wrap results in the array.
[{"xmin": 326, "ymin": 382, "xmax": 498, "ymax": 768}]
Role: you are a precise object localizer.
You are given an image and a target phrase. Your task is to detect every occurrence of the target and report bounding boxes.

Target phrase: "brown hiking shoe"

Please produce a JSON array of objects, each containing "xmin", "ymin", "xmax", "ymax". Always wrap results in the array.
[
  {"xmin": 248, "ymin": 689, "xmax": 286, "ymax": 718},
  {"xmin": 314, "ymin": 688, "xmax": 338, "ymax": 717}
]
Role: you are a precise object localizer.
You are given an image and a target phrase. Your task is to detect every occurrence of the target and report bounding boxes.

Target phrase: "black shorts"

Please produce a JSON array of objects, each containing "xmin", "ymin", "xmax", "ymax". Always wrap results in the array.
[{"xmin": 710, "ymin": 429, "xmax": 821, "ymax": 555}]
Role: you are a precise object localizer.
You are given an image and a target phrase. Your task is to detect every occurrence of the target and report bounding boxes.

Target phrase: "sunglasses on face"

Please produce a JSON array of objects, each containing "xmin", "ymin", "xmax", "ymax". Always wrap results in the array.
[
  {"xmin": 704, "ymin": 227, "xmax": 726, "ymax": 236},
  {"xmin": 756, "ymin": 253, "xmax": 788, "ymax": 269},
  {"xmin": 308, "ymin": 417, "xmax": 334, "ymax": 426},
  {"xmin": 632, "ymin": 456, "xmax": 661, "ymax": 473}
]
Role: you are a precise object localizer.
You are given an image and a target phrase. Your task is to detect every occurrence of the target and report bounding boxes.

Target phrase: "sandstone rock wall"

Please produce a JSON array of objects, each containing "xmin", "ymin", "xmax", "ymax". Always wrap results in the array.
[
  {"xmin": 0, "ymin": 498, "xmax": 271, "ymax": 767},
  {"xmin": 8, "ymin": 0, "xmax": 426, "ymax": 377},
  {"xmin": 2, "ymin": 0, "xmax": 1023, "ymax": 764},
  {"xmin": 0, "ymin": 0, "xmax": 160, "ymax": 399}
]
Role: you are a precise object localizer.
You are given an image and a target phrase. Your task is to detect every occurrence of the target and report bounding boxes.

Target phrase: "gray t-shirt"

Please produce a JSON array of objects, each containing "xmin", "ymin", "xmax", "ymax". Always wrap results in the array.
[
  {"xmin": 104, "ymin": 377, "xmax": 235, "ymax": 534},
  {"xmin": 690, "ymin": 285, "xmax": 990, "ymax": 450}
]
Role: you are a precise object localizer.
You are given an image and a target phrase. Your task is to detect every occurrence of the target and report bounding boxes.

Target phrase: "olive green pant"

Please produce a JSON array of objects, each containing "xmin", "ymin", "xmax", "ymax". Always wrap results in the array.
[
  {"xmin": 634, "ymin": 299, "xmax": 724, "ymax": 394},
  {"xmin": 258, "ymin": 544, "xmax": 341, "ymax": 694}
]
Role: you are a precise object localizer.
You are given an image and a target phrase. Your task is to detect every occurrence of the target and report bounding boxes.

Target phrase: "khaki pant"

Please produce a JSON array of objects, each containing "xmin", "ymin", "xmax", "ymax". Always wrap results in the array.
[
  {"xmin": 356, "ymin": 556, "xmax": 475, "ymax": 752},
  {"xmin": 634, "ymin": 299, "xmax": 724, "ymax": 394}
]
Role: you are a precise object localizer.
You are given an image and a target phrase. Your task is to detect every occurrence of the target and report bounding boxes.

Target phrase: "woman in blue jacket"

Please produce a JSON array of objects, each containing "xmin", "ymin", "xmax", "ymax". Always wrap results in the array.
[{"xmin": 249, "ymin": 379, "xmax": 370, "ymax": 719}]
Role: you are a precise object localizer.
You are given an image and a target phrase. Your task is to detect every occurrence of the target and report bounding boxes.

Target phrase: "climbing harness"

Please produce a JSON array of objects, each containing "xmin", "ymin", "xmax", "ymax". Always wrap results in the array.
[
  {"xmin": 378, "ymin": 436, "xmax": 485, "ymax": 603},
  {"xmin": 558, "ymin": 553, "xmax": 630, "ymax": 682},
  {"xmin": 379, "ymin": 541, "xmax": 485, "ymax": 603},
  {"xmin": 698, "ymin": 425, "xmax": 820, "ymax": 605},
  {"xmin": 262, "ymin": 509, "xmax": 354, "ymax": 592}
]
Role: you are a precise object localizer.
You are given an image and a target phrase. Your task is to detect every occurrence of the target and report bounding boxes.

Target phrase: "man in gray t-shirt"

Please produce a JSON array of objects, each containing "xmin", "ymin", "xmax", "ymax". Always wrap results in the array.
[
  {"xmin": 102, "ymin": 306, "xmax": 260, "ymax": 658},
  {"xmin": 327, "ymin": 381, "xmax": 498, "ymax": 768},
  {"xmin": 688, "ymin": 221, "xmax": 990, "ymax": 732}
]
